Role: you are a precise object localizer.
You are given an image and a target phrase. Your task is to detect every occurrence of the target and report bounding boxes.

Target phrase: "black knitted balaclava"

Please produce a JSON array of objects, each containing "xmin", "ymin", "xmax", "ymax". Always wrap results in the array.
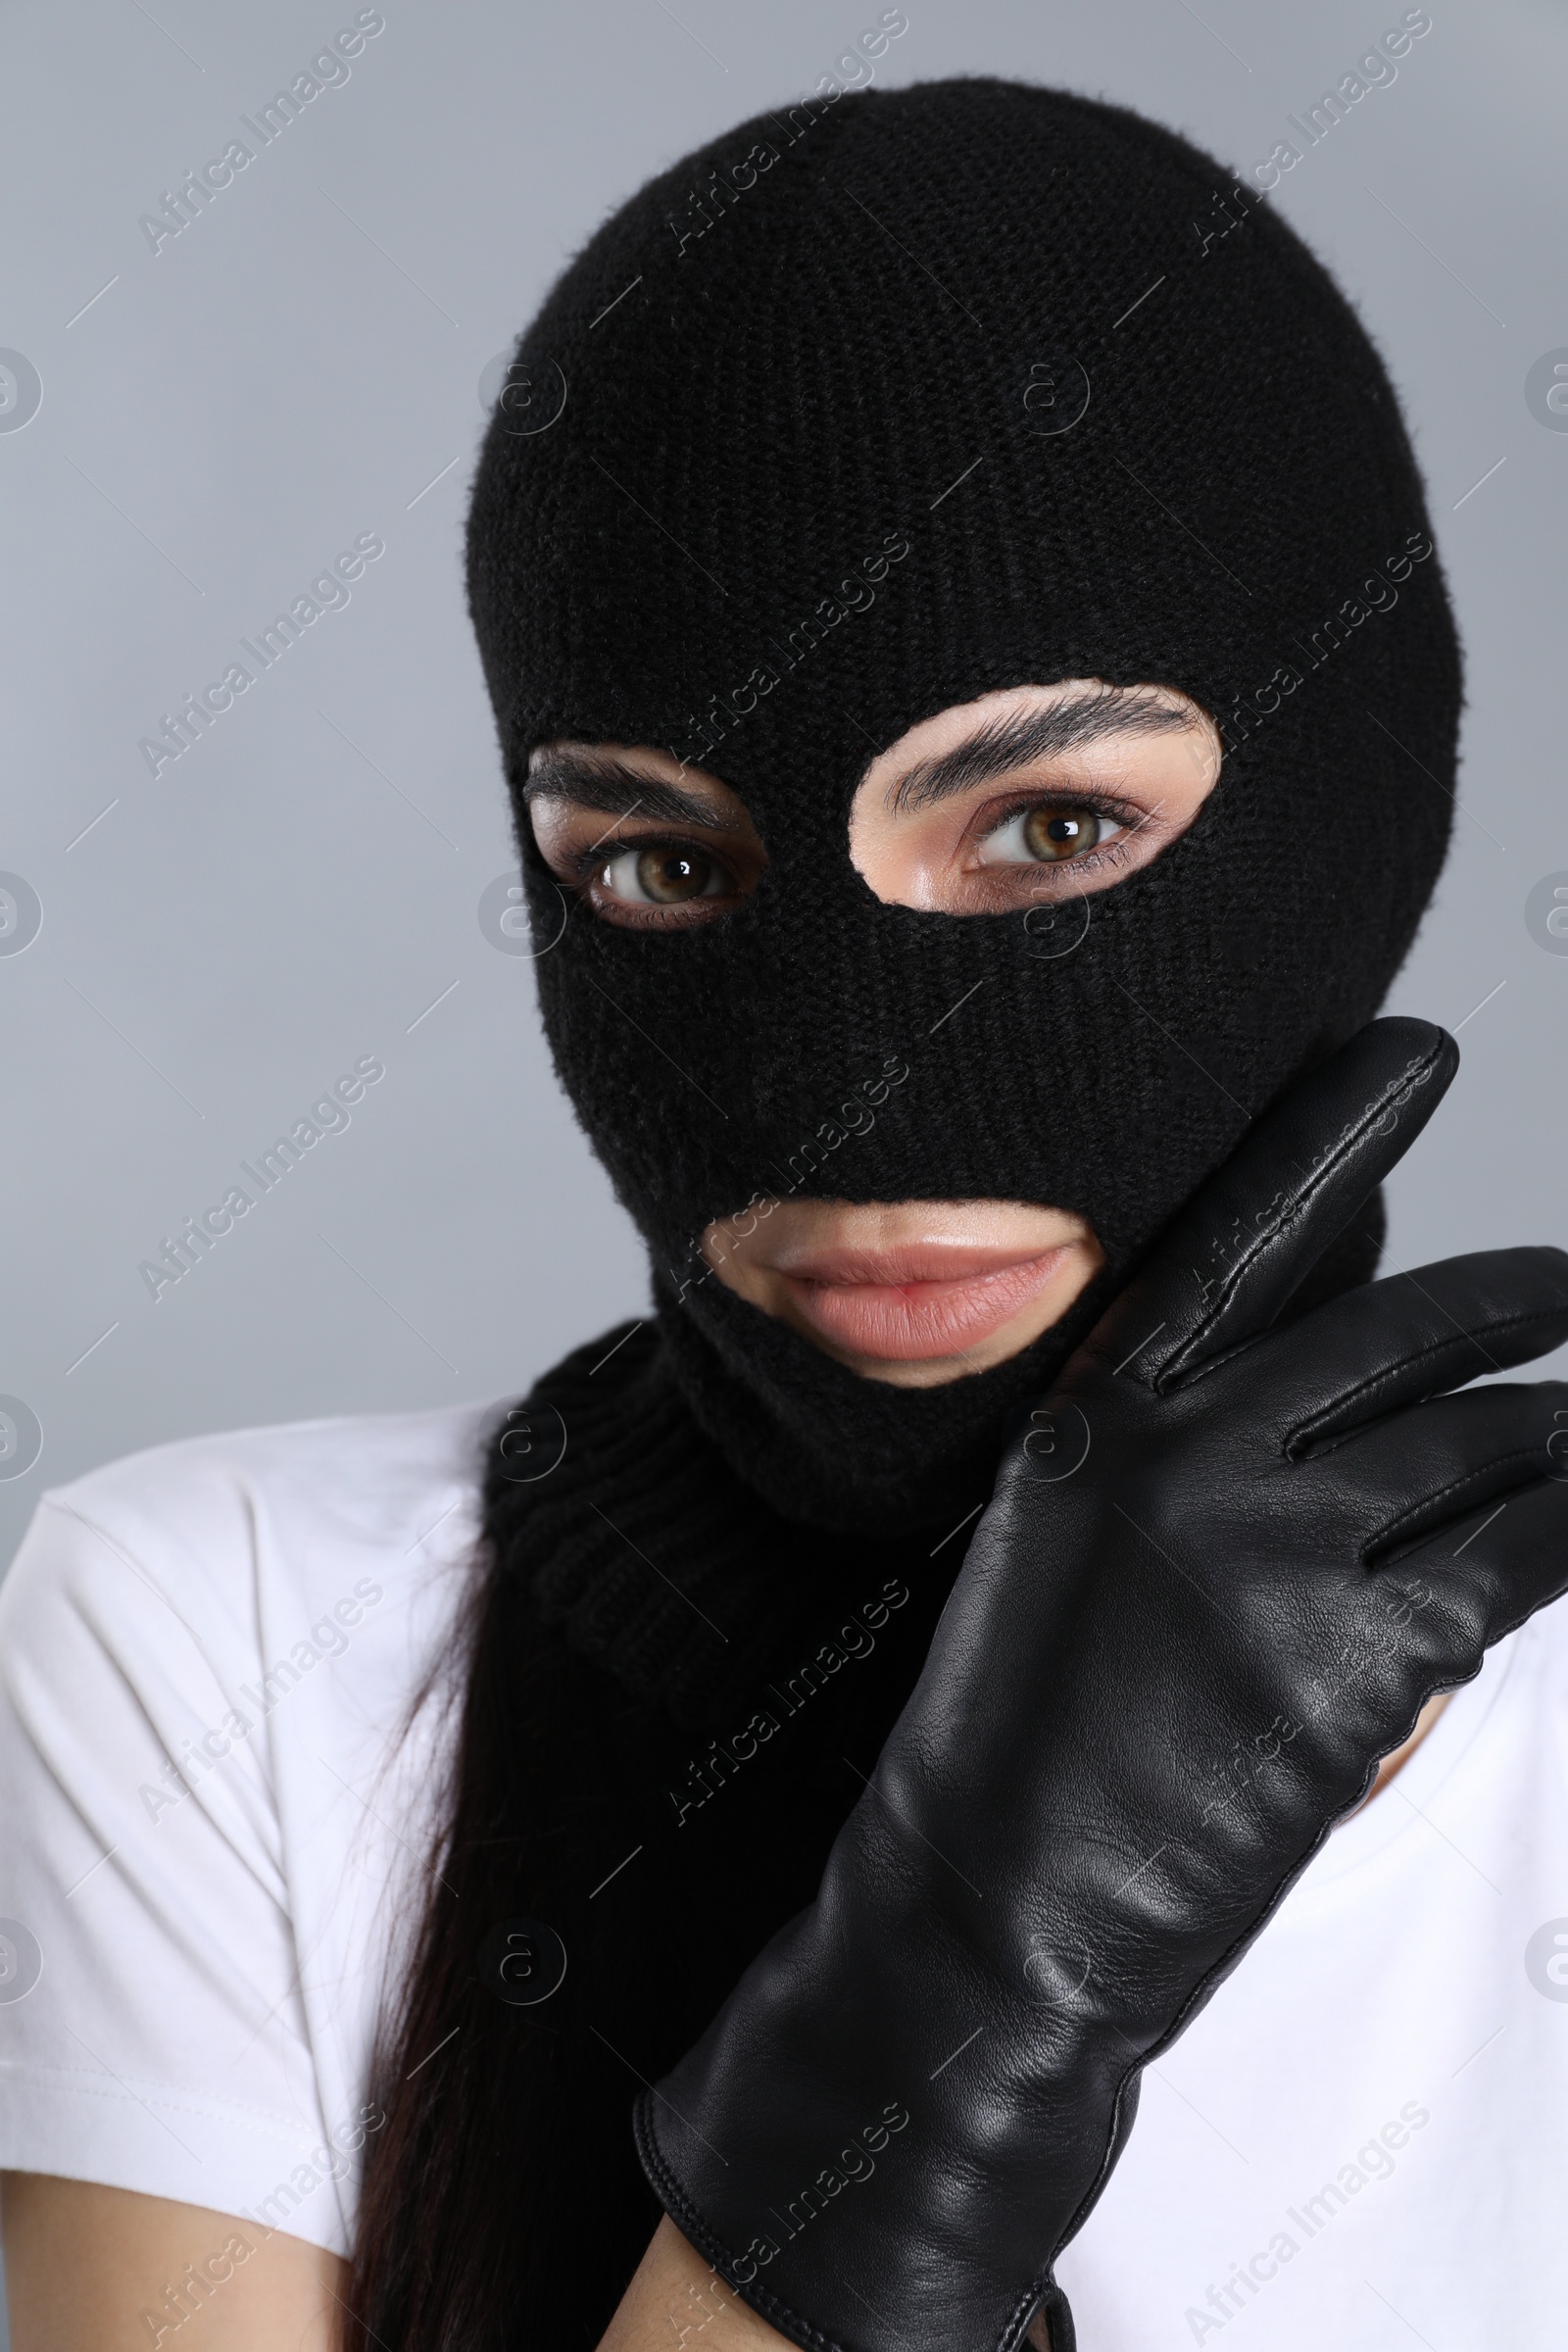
[{"xmin": 466, "ymin": 77, "xmax": 1457, "ymax": 1536}]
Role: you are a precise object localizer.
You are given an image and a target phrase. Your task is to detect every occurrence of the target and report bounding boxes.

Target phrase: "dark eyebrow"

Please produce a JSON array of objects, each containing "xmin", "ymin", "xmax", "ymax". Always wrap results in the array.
[
  {"xmin": 885, "ymin": 687, "xmax": 1201, "ymax": 813},
  {"xmin": 521, "ymin": 750, "xmax": 751, "ymax": 836}
]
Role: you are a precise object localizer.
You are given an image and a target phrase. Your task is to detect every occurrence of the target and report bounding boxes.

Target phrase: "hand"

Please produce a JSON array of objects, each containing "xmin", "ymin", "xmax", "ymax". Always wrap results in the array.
[{"xmin": 633, "ymin": 1019, "xmax": 1568, "ymax": 2352}]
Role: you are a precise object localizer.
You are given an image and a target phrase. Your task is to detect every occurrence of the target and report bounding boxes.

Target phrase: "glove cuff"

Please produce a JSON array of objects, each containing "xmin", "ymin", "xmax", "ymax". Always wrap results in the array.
[{"xmin": 633, "ymin": 2086, "xmax": 1074, "ymax": 2352}]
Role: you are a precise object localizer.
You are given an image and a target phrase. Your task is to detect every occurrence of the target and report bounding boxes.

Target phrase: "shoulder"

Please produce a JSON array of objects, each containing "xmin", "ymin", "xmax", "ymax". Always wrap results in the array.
[
  {"xmin": 3, "ymin": 1392, "xmax": 506, "ymax": 1583},
  {"xmin": 0, "ymin": 1392, "xmax": 514, "ymax": 1877},
  {"xmin": 0, "ymin": 1396, "xmax": 507, "ymax": 1685}
]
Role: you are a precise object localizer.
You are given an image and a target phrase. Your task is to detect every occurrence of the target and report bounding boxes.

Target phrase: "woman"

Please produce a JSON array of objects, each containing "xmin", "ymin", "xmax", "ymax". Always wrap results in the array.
[{"xmin": 6, "ymin": 76, "xmax": 1568, "ymax": 2352}]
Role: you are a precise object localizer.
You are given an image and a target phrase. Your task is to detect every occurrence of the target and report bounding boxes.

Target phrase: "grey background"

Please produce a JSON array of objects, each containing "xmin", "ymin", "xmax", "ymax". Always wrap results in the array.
[
  {"xmin": 2, "ymin": 7, "xmax": 1567, "ymax": 1576},
  {"xmin": 1, "ymin": 0, "xmax": 1566, "ymax": 2330}
]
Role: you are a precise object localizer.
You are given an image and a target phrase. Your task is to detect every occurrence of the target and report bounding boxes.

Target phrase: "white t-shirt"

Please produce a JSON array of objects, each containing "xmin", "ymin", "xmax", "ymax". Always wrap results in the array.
[{"xmin": 2, "ymin": 1405, "xmax": 1567, "ymax": 2348}]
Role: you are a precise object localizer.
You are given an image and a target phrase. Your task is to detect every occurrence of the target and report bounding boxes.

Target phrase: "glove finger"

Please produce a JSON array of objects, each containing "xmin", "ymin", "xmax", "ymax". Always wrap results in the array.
[
  {"xmin": 1304, "ymin": 1381, "xmax": 1568, "ymax": 1563},
  {"xmin": 1296, "ymin": 1476, "xmax": 1568, "ymax": 1755},
  {"xmin": 1389, "ymin": 1474, "xmax": 1568, "ymax": 1659},
  {"xmin": 1090, "ymin": 1017, "xmax": 1454, "ymax": 1390},
  {"xmin": 1242, "ymin": 1250, "xmax": 1568, "ymax": 1449}
]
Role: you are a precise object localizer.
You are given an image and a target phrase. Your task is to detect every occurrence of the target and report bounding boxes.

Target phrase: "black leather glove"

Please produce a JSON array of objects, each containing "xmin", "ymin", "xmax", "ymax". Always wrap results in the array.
[{"xmin": 633, "ymin": 1019, "xmax": 1568, "ymax": 2352}]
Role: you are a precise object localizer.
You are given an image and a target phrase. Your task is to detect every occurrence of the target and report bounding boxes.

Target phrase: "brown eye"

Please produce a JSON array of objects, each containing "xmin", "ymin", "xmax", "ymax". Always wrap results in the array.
[
  {"xmin": 1021, "ymin": 805, "xmax": 1103, "ymax": 862},
  {"xmin": 974, "ymin": 801, "xmax": 1125, "ymax": 870},
  {"xmin": 598, "ymin": 843, "xmax": 733, "ymax": 905},
  {"xmin": 640, "ymin": 847, "xmax": 710, "ymax": 901}
]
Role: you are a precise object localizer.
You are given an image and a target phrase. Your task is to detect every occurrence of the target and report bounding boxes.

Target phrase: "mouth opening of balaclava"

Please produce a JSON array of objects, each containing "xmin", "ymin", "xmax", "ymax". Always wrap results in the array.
[{"xmin": 466, "ymin": 75, "xmax": 1457, "ymax": 1536}]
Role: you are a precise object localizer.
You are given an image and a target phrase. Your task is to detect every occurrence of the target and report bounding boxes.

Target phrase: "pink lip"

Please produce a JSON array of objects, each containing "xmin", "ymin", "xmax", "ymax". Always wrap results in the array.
[{"xmin": 776, "ymin": 1243, "xmax": 1071, "ymax": 1362}]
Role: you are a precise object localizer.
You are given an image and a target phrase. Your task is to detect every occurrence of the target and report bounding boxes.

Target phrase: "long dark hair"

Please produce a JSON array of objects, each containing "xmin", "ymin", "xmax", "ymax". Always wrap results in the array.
[
  {"xmin": 340, "ymin": 1335, "xmax": 963, "ymax": 2347},
  {"xmin": 341, "ymin": 1500, "xmax": 670, "ymax": 2346}
]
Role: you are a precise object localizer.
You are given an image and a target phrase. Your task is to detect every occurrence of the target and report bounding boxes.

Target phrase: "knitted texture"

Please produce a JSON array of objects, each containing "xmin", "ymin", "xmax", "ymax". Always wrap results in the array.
[
  {"xmin": 466, "ymin": 75, "xmax": 1458, "ymax": 1526},
  {"xmin": 501, "ymin": 1318, "xmax": 973, "ymax": 1716}
]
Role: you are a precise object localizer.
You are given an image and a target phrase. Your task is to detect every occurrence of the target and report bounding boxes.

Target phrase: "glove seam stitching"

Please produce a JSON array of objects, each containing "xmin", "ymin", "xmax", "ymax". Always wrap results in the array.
[
  {"xmin": 1153, "ymin": 1039, "xmax": 1445, "ymax": 1389},
  {"xmin": 1288, "ymin": 1305, "xmax": 1567, "ymax": 1453},
  {"xmin": 632, "ymin": 2090, "xmax": 850, "ymax": 2352},
  {"xmin": 1365, "ymin": 1442, "xmax": 1546, "ymax": 1555}
]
